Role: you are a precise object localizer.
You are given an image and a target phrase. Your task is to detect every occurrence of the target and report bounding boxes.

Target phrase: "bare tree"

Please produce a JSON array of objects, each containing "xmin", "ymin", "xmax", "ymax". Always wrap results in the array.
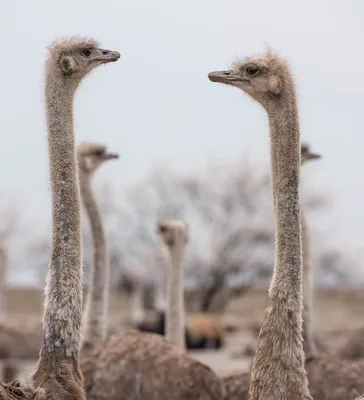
[
  {"xmin": 23, "ymin": 157, "xmax": 363, "ymax": 304},
  {"xmin": 92, "ymin": 158, "xmax": 356, "ymax": 312}
]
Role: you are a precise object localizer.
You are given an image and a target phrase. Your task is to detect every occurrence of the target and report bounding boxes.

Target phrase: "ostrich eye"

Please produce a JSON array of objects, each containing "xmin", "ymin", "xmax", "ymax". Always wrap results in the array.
[
  {"xmin": 81, "ymin": 47, "xmax": 93, "ymax": 58},
  {"xmin": 245, "ymin": 64, "xmax": 259, "ymax": 76}
]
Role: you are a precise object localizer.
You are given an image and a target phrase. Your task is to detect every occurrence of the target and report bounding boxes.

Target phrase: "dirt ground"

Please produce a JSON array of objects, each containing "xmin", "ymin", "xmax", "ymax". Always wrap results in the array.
[{"xmin": 4, "ymin": 286, "xmax": 364, "ymax": 380}]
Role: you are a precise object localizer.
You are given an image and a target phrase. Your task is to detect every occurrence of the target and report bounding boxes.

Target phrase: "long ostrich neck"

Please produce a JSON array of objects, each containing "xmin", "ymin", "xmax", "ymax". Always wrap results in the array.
[
  {"xmin": 79, "ymin": 171, "xmax": 109, "ymax": 347},
  {"xmin": 0, "ymin": 247, "xmax": 6, "ymax": 323},
  {"xmin": 166, "ymin": 244, "xmax": 185, "ymax": 348},
  {"xmin": 40, "ymin": 77, "xmax": 83, "ymax": 359},
  {"xmin": 250, "ymin": 93, "xmax": 311, "ymax": 399},
  {"xmin": 131, "ymin": 281, "xmax": 144, "ymax": 324},
  {"xmin": 301, "ymin": 207, "xmax": 317, "ymax": 357},
  {"xmin": 269, "ymin": 99, "xmax": 302, "ymax": 314}
]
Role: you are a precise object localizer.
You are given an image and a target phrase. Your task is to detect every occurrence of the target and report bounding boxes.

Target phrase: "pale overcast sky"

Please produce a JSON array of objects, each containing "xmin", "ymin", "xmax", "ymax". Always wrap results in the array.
[{"xmin": 1, "ymin": 0, "xmax": 364, "ymax": 283}]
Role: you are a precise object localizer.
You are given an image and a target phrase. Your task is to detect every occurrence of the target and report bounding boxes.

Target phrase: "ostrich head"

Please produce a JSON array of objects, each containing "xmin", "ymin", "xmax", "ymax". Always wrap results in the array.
[
  {"xmin": 301, "ymin": 143, "xmax": 321, "ymax": 165},
  {"xmin": 46, "ymin": 36, "xmax": 120, "ymax": 85},
  {"xmin": 77, "ymin": 142, "xmax": 119, "ymax": 174},
  {"xmin": 208, "ymin": 51, "xmax": 294, "ymax": 110},
  {"xmin": 157, "ymin": 220, "xmax": 188, "ymax": 249}
]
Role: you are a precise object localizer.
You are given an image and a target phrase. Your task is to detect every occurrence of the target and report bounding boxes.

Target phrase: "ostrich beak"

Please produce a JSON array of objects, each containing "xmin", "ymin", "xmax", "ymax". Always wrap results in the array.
[
  {"xmin": 104, "ymin": 152, "xmax": 120, "ymax": 160},
  {"xmin": 208, "ymin": 70, "xmax": 247, "ymax": 83},
  {"xmin": 307, "ymin": 153, "xmax": 321, "ymax": 160},
  {"xmin": 96, "ymin": 49, "xmax": 120, "ymax": 63}
]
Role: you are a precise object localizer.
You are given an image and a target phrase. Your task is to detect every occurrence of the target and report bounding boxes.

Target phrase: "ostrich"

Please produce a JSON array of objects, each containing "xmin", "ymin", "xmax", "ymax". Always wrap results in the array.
[
  {"xmin": 30, "ymin": 36, "xmax": 120, "ymax": 400},
  {"xmin": 77, "ymin": 141, "xmax": 119, "ymax": 353},
  {"xmin": 237, "ymin": 142, "xmax": 322, "ymax": 361},
  {"xmin": 81, "ymin": 219, "xmax": 225, "ymax": 400},
  {"xmin": 0, "ymin": 146, "xmax": 122, "ymax": 383},
  {"xmin": 0, "ymin": 37, "xmax": 120, "ymax": 400},
  {"xmin": 208, "ymin": 51, "xmax": 312, "ymax": 399},
  {"xmin": 129, "ymin": 270, "xmax": 147, "ymax": 327},
  {"xmin": 158, "ymin": 219, "xmax": 187, "ymax": 348},
  {"xmin": 300, "ymin": 142, "xmax": 322, "ymax": 358},
  {"xmin": 209, "ymin": 52, "xmax": 364, "ymax": 400},
  {"xmin": 221, "ymin": 143, "xmax": 322, "ymax": 399},
  {"xmin": 136, "ymin": 235, "xmax": 224, "ymax": 349},
  {"xmin": 294, "ymin": 144, "xmax": 364, "ymax": 399}
]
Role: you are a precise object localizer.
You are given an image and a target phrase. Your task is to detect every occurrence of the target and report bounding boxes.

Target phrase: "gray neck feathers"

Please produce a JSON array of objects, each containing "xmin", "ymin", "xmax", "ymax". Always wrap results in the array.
[
  {"xmin": 79, "ymin": 171, "xmax": 109, "ymax": 348},
  {"xmin": 250, "ymin": 92, "xmax": 311, "ymax": 399},
  {"xmin": 301, "ymin": 208, "xmax": 317, "ymax": 357},
  {"xmin": 166, "ymin": 245, "xmax": 185, "ymax": 348},
  {"xmin": 41, "ymin": 77, "xmax": 83, "ymax": 358}
]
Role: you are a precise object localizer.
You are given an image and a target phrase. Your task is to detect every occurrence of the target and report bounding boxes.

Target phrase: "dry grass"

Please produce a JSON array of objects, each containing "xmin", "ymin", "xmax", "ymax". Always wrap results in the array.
[{"xmin": 6, "ymin": 286, "xmax": 364, "ymax": 380}]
